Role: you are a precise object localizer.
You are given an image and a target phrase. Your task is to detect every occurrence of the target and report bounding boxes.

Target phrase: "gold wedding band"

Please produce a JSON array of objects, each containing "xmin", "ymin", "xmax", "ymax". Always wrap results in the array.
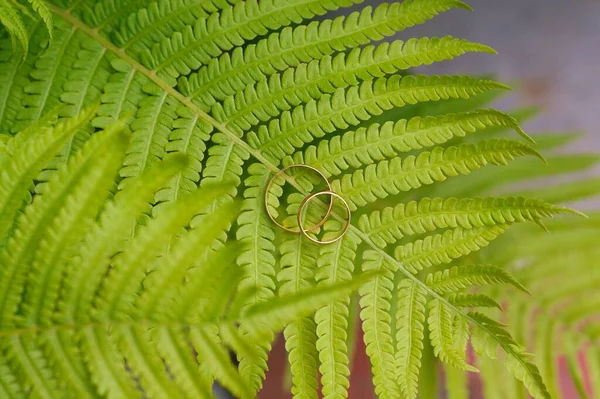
[
  {"xmin": 264, "ymin": 164, "xmax": 333, "ymax": 233},
  {"xmin": 297, "ymin": 191, "xmax": 351, "ymax": 244}
]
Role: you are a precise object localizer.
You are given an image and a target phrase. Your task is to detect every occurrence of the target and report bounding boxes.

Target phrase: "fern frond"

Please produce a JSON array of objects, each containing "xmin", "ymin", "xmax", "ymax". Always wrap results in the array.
[
  {"xmin": 289, "ymin": 109, "xmax": 532, "ymax": 177},
  {"xmin": 278, "ymin": 234, "xmax": 319, "ymax": 399},
  {"xmin": 97, "ymin": 183, "xmax": 233, "ymax": 318},
  {"xmin": 428, "ymin": 299, "xmax": 477, "ymax": 372},
  {"xmin": 61, "ymin": 154, "xmax": 189, "ymax": 321},
  {"xmin": 396, "ymin": 279, "xmax": 427, "ymax": 399},
  {"xmin": 426, "ymin": 265, "xmax": 527, "ymax": 294},
  {"xmin": 315, "ymin": 228, "xmax": 358, "ymax": 399},
  {"xmin": 0, "ymin": 0, "xmax": 572, "ymax": 396},
  {"xmin": 236, "ymin": 268, "xmax": 378, "ymax": 333},
  {"xmin": 11, "ymin": 18, "xmax": 86, "ymax": 134},
  {"xmin": 470, "ymin": 312, "xmax": 551, "ymax": 399},
  {"xmin": 190, "ymin": 327, "xmax": 254, "ymax": 399},
  {"xmin": 0, "ymin": 0, "xmax": 30, "ymax": 60},
  {"xmin": 358, "ymin": 196, "xmax": 571, "ymax": 248},
  {"xmin": 1, "ymin": 106, "xmax": 63, "ymax": 164},
  {"xmin": 21, "ymin": 123, "xmax": 128, "ymax": 326},
  {"xmin": 0, "ymin": 107, "xmax": 93, "ymax": 239},
  {"xmin": 217, "ymin": 38, "xmax": 493, "ymax": 133},
  {"xmin": 120, "ymin": 92, "xmax": 172, "ymax": 183},
  {"xmin": 251, "ymin": 76, "xmax": 509, "ymax": 160},
  {"xmin": 532, "ymin": 315, "xmax": 561, "ymax": 398},
  {"xmin": 155, "ymin": 115, "xmax": 212, "ymax": 211},
  {"xmin": 27, "ymin": 0, "xmax": 53, "ymax": 40},
  {"xmin": 112, "ymin": 0, "xmax": 240, "ymax": 51},
  {"xmin": 181, "ymin": 0, "xmax": 474, "ymax": 105},
  {"xmin": 438, "ymin": 152, "xmax": 600, "ymax": 198},
  {"xmin": 335, "ymin": 139, "xmax": 541, "ymax": 210},
  {"xmin": 198, "ymin": 135, "xmax": 248, "ymax": 217},
  {"xmin": 447, "ymin": 293, "xmax": 501, "ymax": 310},
  {"xmin": 395, "ymin": 225, "xmax": 509, "ymax": 273},
  {"xmin": 235, "ymin": 163, "xmax": 277, "ymax": 393},
  {"xmin": 358, "ymin": 250, "xmax": 399, "ymax": 399},
  {"xmin": 142, "ymin": 0, "xmax": 361, "ymax": 83},
  {"xmin": 139, "ymin": 202, "xmax": 240, "ymax": 319}
]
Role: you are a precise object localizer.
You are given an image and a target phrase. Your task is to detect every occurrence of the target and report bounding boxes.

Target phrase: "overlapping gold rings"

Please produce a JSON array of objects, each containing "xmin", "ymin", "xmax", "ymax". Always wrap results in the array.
[{"xmin": 264, "ymin": 164, "xmax": 351, "ymax": 244}]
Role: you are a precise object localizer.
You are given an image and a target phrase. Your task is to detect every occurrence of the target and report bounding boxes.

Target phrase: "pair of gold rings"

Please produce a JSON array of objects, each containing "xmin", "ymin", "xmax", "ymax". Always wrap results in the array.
[{"xmin": 264, "ymin": 164, "xmax": 351, "ymax": 244}]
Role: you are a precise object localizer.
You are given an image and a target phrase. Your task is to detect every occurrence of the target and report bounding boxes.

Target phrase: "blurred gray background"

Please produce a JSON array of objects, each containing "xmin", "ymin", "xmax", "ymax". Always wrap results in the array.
[{"xmin": 392, "ymin": 0, "xmax": 600, "ymax": 206}]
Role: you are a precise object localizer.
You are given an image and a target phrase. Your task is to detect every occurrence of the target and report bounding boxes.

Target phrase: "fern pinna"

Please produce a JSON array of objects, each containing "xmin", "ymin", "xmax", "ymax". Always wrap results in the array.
[{"xmin": 0, "ymin": 0, "xmax": 586, "ymax": 398}]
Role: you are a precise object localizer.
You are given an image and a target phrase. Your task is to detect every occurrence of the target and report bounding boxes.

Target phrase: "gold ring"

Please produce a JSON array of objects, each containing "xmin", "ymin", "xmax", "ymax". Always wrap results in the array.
[
  {"xmin": 264, "ymin": 164, "xmax": 333, "ymax": 233},
  {"xmin": 297, "ymin": 190, "xmax": 351, "ymax": 244}
]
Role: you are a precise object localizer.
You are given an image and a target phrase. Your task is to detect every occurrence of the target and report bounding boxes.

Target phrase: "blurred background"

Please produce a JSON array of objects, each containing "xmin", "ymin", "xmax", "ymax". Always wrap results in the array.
[
  {"xmin": 258, "ymin": 1, "xmax": 600, "ymax": 398},
  {"xmin": 404, "ymin": 0, "xmax": 600, "ymax": 209}
]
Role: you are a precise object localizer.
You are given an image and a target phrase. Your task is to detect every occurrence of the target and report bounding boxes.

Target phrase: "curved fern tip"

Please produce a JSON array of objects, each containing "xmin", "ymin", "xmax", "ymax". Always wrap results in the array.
[
  {"xmin": 495, "ymin": 81, "xmax": 513, "ymax": 91},
  {"xmin": 512, "ymin": 124, "xmax": 536, "ymax": 144},
  {"xmin": 561, "ymin": 207, "xmax": 588, "ymax": 219},
  {"xmin": 529, "ymin": 147, "xmax": 546, "ymax": 163},
  {"xmin": 452, "ymin": 0, "xmax": 473, "ymax": 11},
  {"xmin": 474, "ymin": 43, "xmax": 498, "ymax": 55}
]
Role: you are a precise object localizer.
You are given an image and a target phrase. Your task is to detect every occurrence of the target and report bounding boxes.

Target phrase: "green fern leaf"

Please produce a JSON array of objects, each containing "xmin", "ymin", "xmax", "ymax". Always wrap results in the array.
[
  {"xmin": 395, "ymin": 225, "xmax": 509, "ymax": 273},
  {"xmin": 335, "ymin": 139, "xmax": 541, "ymax": 210},
  {"xmin": 27, "ymin": 0, "xmax": 53, "ymax": 39},
  {"xmin": 0, "ymin": 0, "xmax": 30, "ymax": 60},
  {"xmin": 111, "ymin": 0, "xmax": 240, "ymax": 51},
  {"xmin": 470, "ymin": 312, "xmax": 551, "ymax": 399},
  {"xmin": 289, "ymin": 109, "xmax": 532, "ymax": 177},
  {"xmin": 358, "ymin": 250, "xmax": 399, "ymax": 399},
  {"xmin": 181, "ymin": 0, "xmax": 473, "ymax": 107},
  {"xmin": 428, "ymin": 299, "xmax": 478, "ymax": 372},
  {"xmin": 396, "ymin": 279, "xmax": 427, "ymax": 399},
  {"xmin": 0, "ymin": 107, "xmax": 93, "ymax": 240},
  {"xmin": 21, "ymin": 123, "xmax": 128, "ymax": 327},
  {"xmin": 426, "ymin": 265, "xmax": 528, "ymax": 294},
  {"xmin": 0, "ymin": 1, "xmax": 567, "ymax": 396},
  {"xmin": 237, "ymin": 268, "xmax": 378, "ymax": 333},
  {"xmin": 61, "ymin": 154, "xmax": 189, "ymax": 321},
  {"xmin": 96, "ymin": 183, "xmax": 234, "ymax": 318},
  {"xmin": 139, "ymin": 202, "xmax": 241, "ymax": 320},
  {"xmin": 191, "ymin": 327, "xmax": 254, "ymax": 399},
  {"xmin": 278, "ymin": 235, "xmax": 320, "ymax": 399},
  {"xmin": 235, "ymin": 163, "xmax": 277, "ymax": 393},
  {"xmin": 141, "ymin": 0, "xmax": 362, "ymax": 84},
  {"xmin": 216, "ymin": 38, "xmax": 493, "ymax": 134},
  {"xmin": 315, "ymin": 228, "xmax": 358, "ymax": 399},
  {"xmin": 447, "ymin": 293, "xmax": 502, "ymax": 310},
  {"xmin": 359, "ymin": 196, "xmax": 572, "ymax": 248},
  {"xmin": 251, "ymin": 76, "xmax": 509, "ymax": 160}
]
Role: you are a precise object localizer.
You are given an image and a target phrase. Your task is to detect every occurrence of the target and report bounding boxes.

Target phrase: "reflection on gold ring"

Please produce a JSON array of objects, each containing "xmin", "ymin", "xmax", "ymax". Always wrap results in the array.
[{"xmin": 297, "ymin": 190, "xmax": 351, "ymax": 245}]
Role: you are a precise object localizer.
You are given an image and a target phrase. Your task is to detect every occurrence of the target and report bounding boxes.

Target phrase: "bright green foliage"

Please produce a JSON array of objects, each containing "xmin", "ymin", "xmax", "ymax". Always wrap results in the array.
[
  {"xmin": 426, "ymin": 265, "xmax": 528, "ymax": 294},
  {"xmin": 279, "ymin": 234, "xmax": 320, "ymax": 399},
  {"xmin": 428, "ymin": 299, "xmax": 478, "ymax": 372},
  {"xmin": 334, "ymin": 139, "xmax": 542, "ymax": 210},
  {"xmin": 287, "ymin": 109, "xmax": 532, "ymax": 176},
  {"xmin": 0, "ymin": 0, "xmax": 53, "ymax": 61},
  {"xmin": 0, "ymin": 0, "xmax": 587, "ymax": 397},
  {"xmin": 315, "ymin": 226, "xmax": 358, "ymax": 399},
  {"xmin": 432, "ymin": 121, "xmax": 600, "ymax": 399},
  {"xmin": 359, "ymin": 196, "xmax": 578, "ymax": 248},
  {"xmin": 396, "ymin": 280, "xmax": 427, "ymax": 399},
  {"xmin": 0, "ymin": 112, "xmax": 376, "ymax": 398},
  {"xmin": 359, "ymin": 251, "xmax": 398, "ymax": 399}
]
